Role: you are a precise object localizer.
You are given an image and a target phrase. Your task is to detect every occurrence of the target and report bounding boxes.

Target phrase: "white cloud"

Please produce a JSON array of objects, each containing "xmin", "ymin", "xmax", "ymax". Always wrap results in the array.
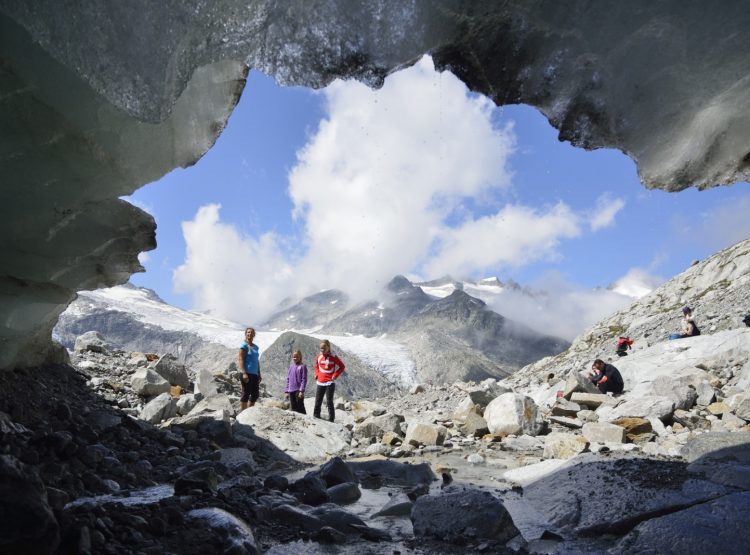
[
  {"xmin": 425, "ymin": 203, "xmax": 581, "ymax": 277},
  {"xmin": 588, "ymin": 193, "xmax": 626, "ymax": 231},
  {"xmin": 173, "ymin": 57, "xmax": 626, "ymax": 323},
  {"xmin": 137, "ymin": 252, "xmax": 150, "ymax": 265},
  {"xmin": 287, "ymin": 56, "xmax": 516, "ymax": 298},
  {"xmin": 485, "ymin": 272, "xmax": 636, "ymax": 341},
  {"xmin": 172, "ymin": 204, "xmax": 294, "ymax": 324},
  {"xmin": 609, "ymin": 267, "xmax": 664, "ymax": 298}
]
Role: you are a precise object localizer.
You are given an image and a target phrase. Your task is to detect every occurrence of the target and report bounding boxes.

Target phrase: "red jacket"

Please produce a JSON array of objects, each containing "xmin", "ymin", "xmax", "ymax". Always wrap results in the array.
[{"xmin": 314, "ymin": 353, "xmax": 345, "ymax": 384}]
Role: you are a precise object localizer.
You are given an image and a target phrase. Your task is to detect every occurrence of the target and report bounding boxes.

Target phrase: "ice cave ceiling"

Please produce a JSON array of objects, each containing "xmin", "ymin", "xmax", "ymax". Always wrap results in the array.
[{"xmin": 2, "ymin": 0, "xmax": 750, "ymax": 369}]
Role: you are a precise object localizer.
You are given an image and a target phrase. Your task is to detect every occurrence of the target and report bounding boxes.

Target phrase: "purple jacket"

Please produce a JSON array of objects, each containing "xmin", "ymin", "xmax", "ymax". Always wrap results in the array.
[{"xmin": 285, "ymin": 363, "xmax": 308, "ymax": 393}]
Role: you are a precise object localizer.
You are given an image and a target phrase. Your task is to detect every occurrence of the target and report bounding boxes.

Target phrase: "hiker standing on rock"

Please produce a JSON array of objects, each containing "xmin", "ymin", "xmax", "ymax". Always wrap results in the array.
[
  {"xmin": 589, "ymin": 359, "xmax": 624, "ymax": 395},
  {"xmin": 285, "ymin": 350, "xmax": 308, "ymax": 415},
  {"xmin": 239, "ymin": 327, "xmax": 261, "ymax": 411},
  {"xmin": 313, "ymin": 339, "xmax": 345, "ymax": 422}
]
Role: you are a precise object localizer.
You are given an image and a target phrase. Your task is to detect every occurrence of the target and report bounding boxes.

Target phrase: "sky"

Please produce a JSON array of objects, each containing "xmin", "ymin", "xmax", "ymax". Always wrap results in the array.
[{"xmin": 127, "ymin": 56, "xmax": 750, "ymax": 340}]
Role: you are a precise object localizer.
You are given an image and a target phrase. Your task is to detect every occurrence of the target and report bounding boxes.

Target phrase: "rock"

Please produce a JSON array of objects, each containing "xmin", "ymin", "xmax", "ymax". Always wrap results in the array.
[
  {"xmin": 74, "ymin": 331, "xmax": 109, "ymax": 353},
  {"xmin": 411, "ymin": 489, "xmax": 519, "ymax": 543},
  {"xmin": 582, "ymin": 422, "xmax": 626, "ymax": 444},
  {"xmin": 171, "ymin": 408, "xmax": 229, "ymax": 430},
  {"xmin": 289, "ymin": 475, "xmax": 330, "ymax": 506},
  {"xmin": 522, "ymin": 456, "xmax": 730, "ymax": 536},
  {"xmin": 0, "ymin": 455, "xmax": 59, "ymax": 554},
  {"xmin": 484, "ymin": 393, "xmax": 539, "ymax": 436},
  {"xmin": 373, "ymin": 493, "xmax": 412, "ymax": 517},
  {"xmin": 350, "ymin": 400, "xmax": 386, "ymax": 422},
  {"xmin": 597, "ymin": 396, "xmax": 675, "ymax": 422},
  {"xmin": 139, "ymin": 392, "xmax": 176, "ymax": 424},
  {"xmin": 365, "ymin": 443, "xmax": 391, "ymax": 456},
  {"xmin": 326, "ymin": 482, "xmax": 361, "ymax": 504},
  {"xmin": 176, "ymin": 393, "xmax": 199, "ymax": 415},
  {"xmin": 219, "ymin": 447, "xmax": 256, "ymax": 473},
  {"xmin": 551, "ymin": 399, "xmax": 581, "ymax": 417},
  {"xmin": 410, "ymin": 384, "xmax": 425, "ymax": 394},
  {"xmin": 451, "ymin": 396, "xmax": 479, "ymax": 424},
  {"xmin": 151, "ymin": 354, "xmax": 190, "ymax": 389},
  {"xmin": 694, "ymin": 381, "xmax": 716, "ymax": 406},
  {"xmin": 174, "ymin": 465, "xmax": 218, "ymax": 494},
  {"xmin": 188, "ymin": 394, "xmax": 234, "ymax": 416},
  {"xmin": 458, "ymin": 411, "xmax": 489, "ymax": 437},
  {"xmin": 652, "ymin": 376, "xmax": 697, "ymax": 410},
  {"xmin": 569, "ymin": 392, "xmax": 612, "ymax": 409},
  {"xmin": 467, "ymin": 453, "xmax": 485, "ymax": 465},
  {"xmin": 707, "ymin": 402, "xmax": 731, "ymax": 415},
  {"xmin": 317, "ymin": 457, "xmax": 356, "ymax": 487},
  {"xmin": 195, "ymin": 368, "xmax": 219, "ymax": 399},
  {"xmin": 681, "ymin": 432, "xmax": 750, "ymax": 463},
  {"xmin": 130, "ymin": 367, "xmax": 171, "ymax": 397},
  {"xmin": 548, "ymin": 416, "xmax": 583, "ymax": 429},
  {"xmin": 236, "ymin": 406, "xmax": 350, "ymax": 463},
  {"xmin": 264, "ymin": 475, "xmax": 289, "ymax": 491},
  {"xmin": 381, "ymin": 431, "xmax": 401, "ymax": 445},
  {"xmin": 501, "ymin": 435, "xmax": 544, "ymax": 452},
  {"xmin": 542, "ymin": 432, "xmax": 588, "ymax": 459},
  {"xmin": 187, "ymin": 507, "xmax": 258, "ymax": 555},
  {"xmin": 611, "ymin": 417, "xmax": 652, "ymax": 442},
  {"xmin": 733, "ymin": 394, "xmax": 750, "ymax": 421},
  {"xmin": 563, "ymin": 371, "xmax": 601, "ymax": 398},
  {"xmin": 347, "ymin": 460, "xmax": 435, "ymax": 488},
  {"xmin": 270, "ymin": 504, "xmax": 323, "ymax": 532},
  {"xmin": 353, "ymin": 413, "xmax": 404, "ymax": 440},
  {"xmin": 614, "ymin": 492, "xmax": 750, "ymax": 555},
  {"xmin": 404, "ymin": 422, "xmax": 447, "ymax": 447},
  {"xmin": 309, "ymin": 506, "xmax": 368, "ymax": 536},
  {"xmin": 577, "ymin": 409, "xmax": 598, "ymax": 422}
]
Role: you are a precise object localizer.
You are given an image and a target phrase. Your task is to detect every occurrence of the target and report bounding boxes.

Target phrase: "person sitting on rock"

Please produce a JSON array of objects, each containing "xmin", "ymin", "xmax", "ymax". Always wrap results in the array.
[
  {"xmin": 589, "ymin": 359, "xmax": 624, "ymax": 395},
  {"xmin": 681, "ymin": 306, "xmax": 701, "ymax": 337},
  {"xmin": 668, "ymin": 307, "xmax": 701, "ymax": 340}
]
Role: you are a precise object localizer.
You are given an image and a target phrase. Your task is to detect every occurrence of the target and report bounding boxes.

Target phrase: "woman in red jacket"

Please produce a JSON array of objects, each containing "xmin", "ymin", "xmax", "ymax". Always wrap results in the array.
[{"xmin": 313, "ymin": 339, "xmax": 345, "ymax": 422}]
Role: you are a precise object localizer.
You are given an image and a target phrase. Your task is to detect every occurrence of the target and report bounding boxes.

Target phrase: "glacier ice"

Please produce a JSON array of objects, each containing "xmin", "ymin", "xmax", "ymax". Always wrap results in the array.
[{"xmin": 2, "ymin": 1, "xmax": 750, "ymax": 368}]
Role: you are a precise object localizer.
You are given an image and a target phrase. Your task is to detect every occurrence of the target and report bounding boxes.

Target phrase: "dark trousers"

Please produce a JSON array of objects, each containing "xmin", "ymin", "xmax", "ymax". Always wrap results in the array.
[
  {"xmin": 313, "ymin": 383, "xmax": 336, "ymax": 422},
  {"xmin": 241, "ymin": 374, "xmax": 260, "ymax": 403},
  {"xmin": 288, "ymin": 391, "xmax": 306, "ymax": 414}
]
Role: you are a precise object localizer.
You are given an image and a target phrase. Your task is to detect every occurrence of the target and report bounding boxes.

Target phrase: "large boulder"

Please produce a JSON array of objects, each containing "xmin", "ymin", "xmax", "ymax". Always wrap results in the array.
[
  {"xmin": 353, "ymin": 413, "xmax": 404, "ymax": 440},
  {"xmin": 74, "ymin": 331, "xmax": 110, "ymax": 353},
  {"xmin": 596, "ymin": 396, "xmax": 675, "ymax": 423},
  {"xmin": 615, "ymin": 492, "xmax": 750, "ymax": 555},
  {"xmin": 563, "ymin": 371, "xmax": 601, "ymax": 398},
  {"xmin": 151, "ymin": 354, "xmax": 190, "ymax": 389},
  {"xmin": 651, "ymin": 376, "xmax": 698, "ymax": 411},
  {"xmin": 582, "ymin": 422, "xmax": 626, "ymax": 444},
  {"xmin": 411, "ymin": 489, "xmax": 519, "ymax": 544},
  {"xmin": 139, "ymin": 392, "xmax": 177, "ymax": 424},
  {"xmin": 543, "ymin": 432, "xmax": 588, "ymax": 459},
  {"xmin": 404, "ymin": 422, "xmax": 447, "ymax": 447},
  {"xmin": 235, "ymin": 406, "xmax": 350, "ymax": 463},
  {"xmin": 484, "ymin": 392, "xmax": 539, "ymax": 436},
  {"xmin": 130, "ymin": 367, "xmax": 171, "ymax": 397}
]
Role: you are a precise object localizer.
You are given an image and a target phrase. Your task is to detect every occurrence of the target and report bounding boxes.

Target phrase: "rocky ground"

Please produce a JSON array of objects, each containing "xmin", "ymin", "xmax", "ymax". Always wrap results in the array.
[{"xmin": 4, "ymin": 317, "xmax": 750, "ymax": 554}]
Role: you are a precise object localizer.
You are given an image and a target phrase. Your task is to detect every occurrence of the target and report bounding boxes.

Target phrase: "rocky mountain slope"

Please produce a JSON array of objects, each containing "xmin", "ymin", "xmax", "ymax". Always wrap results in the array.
[
  {"xmin": 507, "ymin": 238, "xmax": 750, "ymax": 392},
  {"xmin": 267, "ymin": 275, "xmax": 570, "ymax": 384}
]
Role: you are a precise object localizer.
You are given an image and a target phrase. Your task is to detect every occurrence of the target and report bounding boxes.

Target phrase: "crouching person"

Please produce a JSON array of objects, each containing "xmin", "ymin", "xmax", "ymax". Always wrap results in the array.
[{"xmin": 589, "ymin": 359, "xmax": 624, "ymax": 395}]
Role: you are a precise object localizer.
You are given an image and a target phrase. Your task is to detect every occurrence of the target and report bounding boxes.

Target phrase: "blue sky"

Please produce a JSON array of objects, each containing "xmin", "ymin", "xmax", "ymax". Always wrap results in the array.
[{"xmin": 128, "ymin": 56, "xmax": 750, "ymax": 337}]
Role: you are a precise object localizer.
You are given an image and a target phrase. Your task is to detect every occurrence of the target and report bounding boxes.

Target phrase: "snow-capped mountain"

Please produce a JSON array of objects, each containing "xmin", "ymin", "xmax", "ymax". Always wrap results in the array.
[{"xmin": 54, "ymin": 283, "xmax": 419, "ymax": 393}]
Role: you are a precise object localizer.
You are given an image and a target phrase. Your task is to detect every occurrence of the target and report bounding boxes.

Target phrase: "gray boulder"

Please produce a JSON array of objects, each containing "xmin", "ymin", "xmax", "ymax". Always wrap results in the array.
[
  {"xmin": 130, "ymin": 367, "xmax": 171, "ymax": 397},
  {"xmin": 542, "ymin": 432, "xmax": 588, "ymax": 459},
  {"xmin": 411, "ymin": 489, "xmax": 519, "ymax": 543},
  {"xmin": 151, "ymin": 354, "xmax": 190, "ymax": 389},
  {"xmin": 74, "ymin": 331, "xmax": 110, "ymax": 353},
  {"xmin": 404, "ymin": 422, "xmax": 447, "ymax": 447},
  {"xmin": 326, "ymin": 482, "xmax": 361, "ymax": 505},
  {"xmin": 652, "ymin": 376, "xmax": 698, "ymax": 411},
  {"xmin": 614, "ymin": 492, "xmax": 750, "ymax": 555},
  {"xmin": 139, "ymin": 392, "xmax": 176, "ymax": 424},
  {"xmin": 484, "ymin": 392, "xmax": 539, "ymax": 436},
  {"xmin": 582, "ymin": 422, "xmax": 626, "ymax": 444}
]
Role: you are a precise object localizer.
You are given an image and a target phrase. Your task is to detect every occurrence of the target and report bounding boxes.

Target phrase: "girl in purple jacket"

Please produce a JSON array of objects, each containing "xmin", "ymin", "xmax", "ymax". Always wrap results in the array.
[{"xmin": 285, "ymin": 350, "xmax": 308, "ymax": 414}]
